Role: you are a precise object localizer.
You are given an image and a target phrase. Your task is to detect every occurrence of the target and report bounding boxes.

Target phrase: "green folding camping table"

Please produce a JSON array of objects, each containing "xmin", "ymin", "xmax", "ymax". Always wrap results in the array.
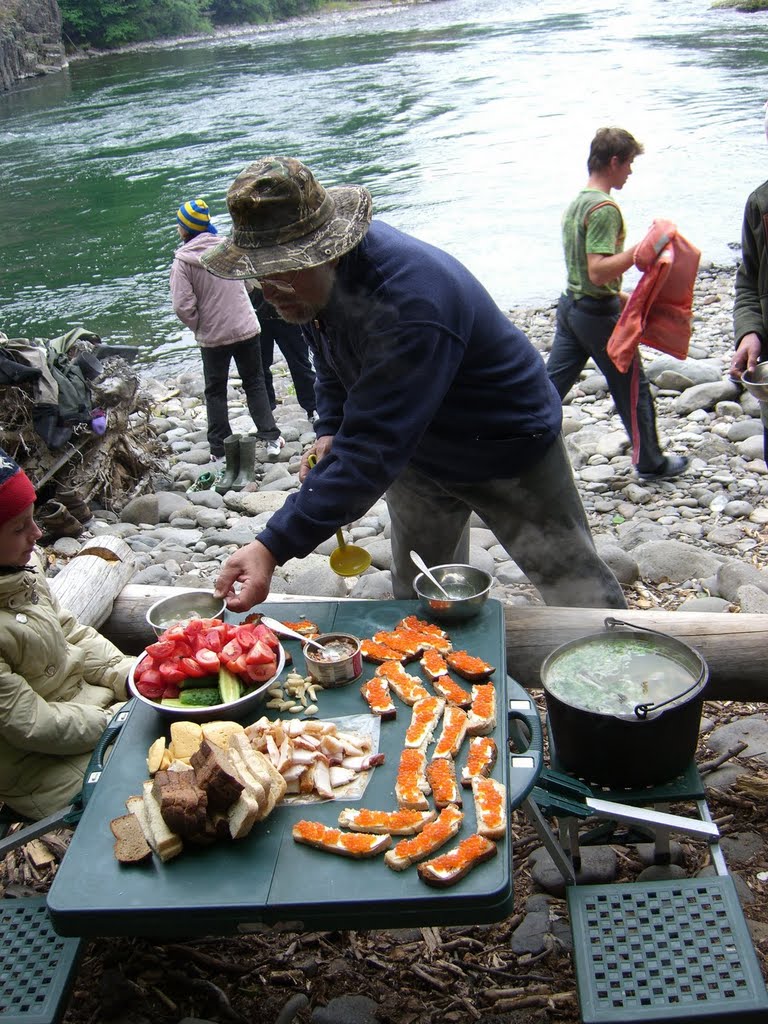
[{"xmin": 47, "ymin": 598, "xmax": 542, "ymax": 938}]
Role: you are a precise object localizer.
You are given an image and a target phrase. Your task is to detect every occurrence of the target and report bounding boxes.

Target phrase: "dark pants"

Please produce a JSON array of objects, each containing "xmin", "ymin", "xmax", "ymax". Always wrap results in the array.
[
  {"xmin": 546, "ymin": 292, "xmax": 665, "ymax": 474},
  {"xmin": 259, "ymin": 318, "xmax": 316, "ymax": 415},
  {"xmin": 386, "ymin": 435, "xmax": 626, "ymax": 610},
  {"xmin": 200, "ymin": 336, "xmax": 279, "ymax": 456}
]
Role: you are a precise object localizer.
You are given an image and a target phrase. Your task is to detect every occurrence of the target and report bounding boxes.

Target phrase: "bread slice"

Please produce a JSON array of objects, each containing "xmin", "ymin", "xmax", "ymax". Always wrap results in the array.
[
  {"xmin": 417, "ymin": 833, "xmax": 497, "ymax": 887},
  {"xmin": 227, "ymin": 789, "xmax": 262, "ymax": 840},
  {"xmin": 445, "ymin": 651, "xmax": 495, "ymax": 682},
  {"xmin": 461, "ymin": 736, "xmax": 497, "ymax": 787},
  {"xmin": 228, "ymin": 732, "xmax": 287, "ymax": 820},
  {"xmin": 404, "ymin": 696, "xmax": 445, "ymax": 750},
  {"xmin": 395, "ymin": 747, "xmax": 430, "ymax": 810},
  {"xmin": 292, "ymin": 820, "xmax": 392, "ymax": 858},
  {"xmin": 384, "ymin": 804, "xmax": 463, "ymax": 871},
  {"xmin": 432, "ymin": 704, "xmax": 469, "ymax": 760},
  {"xmin": 126, "ymin": 784, "xmax": 183, "ymax": 862},
  {"xmin": 426, "ymin": 756, "xmax": 461, "ymax": 808},
  {"xmin": 337, "ymin": 807, "xmax": 436, "ymax": 835},
  {"xmin": 146, "ymin": 737, "xmax": 166, "ymax": 775},
  {"xmin": 466, "ymin": 683, "xmax": 497, "ymax": 736},
  {"xmin": 471, "ymin": 776, "xmax": 507, "ymax": 840},
  {"xmin": 360, "ymin": 675, "xmax": 397, "ymax": 720},
  {"xmin": 110, "ymin": 813, "xmax": 152, "ymax": 865}
]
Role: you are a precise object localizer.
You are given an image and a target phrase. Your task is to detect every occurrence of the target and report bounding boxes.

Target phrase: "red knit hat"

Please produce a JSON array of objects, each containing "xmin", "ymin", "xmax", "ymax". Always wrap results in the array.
[{"xmin": 0, "ymin": 448, "xmax": 36, "ymax": 525}]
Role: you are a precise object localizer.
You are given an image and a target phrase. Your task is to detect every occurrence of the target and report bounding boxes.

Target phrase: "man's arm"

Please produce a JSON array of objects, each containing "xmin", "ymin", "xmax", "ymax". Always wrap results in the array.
[
  {"xmin": 733, "ymin": 195, "xmax": 767, "ymax": 353},
  {"xmin": 587, "ymin": 247, "xmax": 637, "ymax": 287},
  {"xmin": 214, "ymin": 540, "xmax": 278, "ymax": 612}
]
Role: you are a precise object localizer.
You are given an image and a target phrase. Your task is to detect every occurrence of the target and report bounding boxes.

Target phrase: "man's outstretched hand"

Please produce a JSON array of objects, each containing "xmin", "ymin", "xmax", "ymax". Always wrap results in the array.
[{"xmin": 214, "ymin": 540, "xmax": 278, "ymax": 613}]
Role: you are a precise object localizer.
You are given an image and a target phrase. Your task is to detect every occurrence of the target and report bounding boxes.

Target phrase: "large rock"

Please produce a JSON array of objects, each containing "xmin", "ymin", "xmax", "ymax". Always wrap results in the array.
[
  {"xmin": 631, "ymin": 539, "xmax": 723, "ymax": 584},
  {"xmin": 0, "ymin": 0, "xmax": 65, "ymax": 93}
]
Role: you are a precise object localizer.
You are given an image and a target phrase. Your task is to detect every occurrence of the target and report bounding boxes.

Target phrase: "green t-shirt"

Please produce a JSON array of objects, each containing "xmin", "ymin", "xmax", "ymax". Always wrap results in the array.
[{"xmin": 561, "ymin": 188, "xmax": 625, "ymax": 299}]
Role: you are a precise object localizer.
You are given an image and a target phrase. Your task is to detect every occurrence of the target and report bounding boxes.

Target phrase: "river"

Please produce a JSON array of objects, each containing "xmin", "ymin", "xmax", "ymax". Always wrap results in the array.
[{"xmin": 1, "ymin": 0, "xmax": 767, "ymax": 370}]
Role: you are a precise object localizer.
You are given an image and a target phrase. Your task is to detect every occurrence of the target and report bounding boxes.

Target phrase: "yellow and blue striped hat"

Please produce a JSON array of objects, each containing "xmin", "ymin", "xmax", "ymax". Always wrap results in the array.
[{"xmin": 176, "ymin": 198, "xmax": 218, "ymax": 235}]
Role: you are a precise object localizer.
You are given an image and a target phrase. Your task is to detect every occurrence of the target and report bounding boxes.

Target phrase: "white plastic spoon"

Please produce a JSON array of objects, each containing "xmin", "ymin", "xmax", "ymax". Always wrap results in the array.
[{"xmin": 259, "ymin": 615, "xmax": 327, "ymax": 652}]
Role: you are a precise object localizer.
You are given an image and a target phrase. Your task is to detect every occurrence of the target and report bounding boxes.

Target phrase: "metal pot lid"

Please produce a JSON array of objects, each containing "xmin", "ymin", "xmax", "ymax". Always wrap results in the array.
[{"xmin": 540, "ymin": 621, "xmax": 706, "ymax": 720}]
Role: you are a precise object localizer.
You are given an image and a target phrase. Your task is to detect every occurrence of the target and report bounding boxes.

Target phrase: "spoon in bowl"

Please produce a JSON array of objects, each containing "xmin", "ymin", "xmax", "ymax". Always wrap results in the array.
[{"xmin": 410, "ymin": 550, "xmax": 452, "ymax": 599}]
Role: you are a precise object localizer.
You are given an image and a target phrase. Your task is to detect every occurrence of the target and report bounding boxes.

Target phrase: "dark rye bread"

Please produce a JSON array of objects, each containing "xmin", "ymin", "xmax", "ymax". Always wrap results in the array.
[
  {"xmin": 190, "ymin": 738, "xmax": 245, "ymax": 811},
  {"xmin": 110, "ymin": 813, "xmax": 152, "ymax": 865},
  {"xmin": 152, "ymin": 769, "xmax": 208, "ymax": 839}
]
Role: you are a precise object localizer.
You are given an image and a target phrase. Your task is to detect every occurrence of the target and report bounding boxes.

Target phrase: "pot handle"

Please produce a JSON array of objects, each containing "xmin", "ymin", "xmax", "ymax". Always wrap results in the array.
[
  {"xmin": 604, "ymin": 617, "xmax": 707, "ymax": 720},
  {"xmin": 507, "ymin": 676, "xmax": 543, "ymax": 808}
]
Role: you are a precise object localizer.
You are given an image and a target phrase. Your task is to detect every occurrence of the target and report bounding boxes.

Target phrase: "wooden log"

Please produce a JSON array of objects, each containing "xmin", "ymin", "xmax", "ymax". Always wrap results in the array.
[
  {"xmin": 49, "ymin": 536, "xmax": 136, "ymax": 629},
  {"xmin": 100, "ymin": 587, "xmax": 768, "ymax": 702}
]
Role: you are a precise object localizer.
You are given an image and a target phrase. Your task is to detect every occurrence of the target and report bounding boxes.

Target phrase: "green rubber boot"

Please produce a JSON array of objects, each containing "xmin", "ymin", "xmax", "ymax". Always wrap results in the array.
[
  {"xmin": 231, "ymin": 434, "xmax": 257, "ymax": 491},
  {"xmin": 215, "ymin": 434, "xmax": 241, "ymax": 494}
]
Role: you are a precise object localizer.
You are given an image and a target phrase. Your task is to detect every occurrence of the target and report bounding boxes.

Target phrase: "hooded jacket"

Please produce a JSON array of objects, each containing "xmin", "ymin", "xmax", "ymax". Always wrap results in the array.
[
  {"xmin": 170, "ymin": 231, "xmax": 261, "ymax": 348},
  {"xmin": 0, "ymin": 554, "xmax": 133, "ymax": 818}
]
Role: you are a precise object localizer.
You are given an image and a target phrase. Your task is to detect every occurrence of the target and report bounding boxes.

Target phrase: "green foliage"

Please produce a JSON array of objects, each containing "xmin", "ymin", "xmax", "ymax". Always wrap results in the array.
[{"xmin": 60, "ymin": 0, "xmax": 323, "ymax": 48}]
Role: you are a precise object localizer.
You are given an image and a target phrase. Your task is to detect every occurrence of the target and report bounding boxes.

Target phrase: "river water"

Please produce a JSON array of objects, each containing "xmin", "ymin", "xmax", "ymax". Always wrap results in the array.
[{"xmin": 1, "ymin": 0, "xmax": 767, "ymax": 369}]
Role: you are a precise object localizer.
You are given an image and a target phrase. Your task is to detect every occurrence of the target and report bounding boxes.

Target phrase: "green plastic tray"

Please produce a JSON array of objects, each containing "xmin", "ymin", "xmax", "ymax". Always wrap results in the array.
[
  {"xmin": 568, "ymin": 876, "xmax": 768, "ymax": 1023},
  {"xmin": 0, "ymin": 898, "xmax": 84, "ymax": 1024}
]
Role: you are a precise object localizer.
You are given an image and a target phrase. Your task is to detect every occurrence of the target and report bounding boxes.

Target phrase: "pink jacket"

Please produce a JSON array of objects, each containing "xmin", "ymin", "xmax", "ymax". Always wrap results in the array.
[{"xmin": 170, "ymin": 232, "xmax": 260, "ymax": 348}]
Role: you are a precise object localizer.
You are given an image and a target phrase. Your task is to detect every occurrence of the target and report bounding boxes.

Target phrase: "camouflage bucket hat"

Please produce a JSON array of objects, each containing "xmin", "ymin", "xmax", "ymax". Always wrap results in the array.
[{"xmin": 201, "ymin": 157, "xmax": 373, "ymax": 280}]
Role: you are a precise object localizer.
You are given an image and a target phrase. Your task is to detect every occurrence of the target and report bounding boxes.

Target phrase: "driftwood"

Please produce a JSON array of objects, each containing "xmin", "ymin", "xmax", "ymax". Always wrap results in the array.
[
  {"xmin": 49, "ymin": 535, "xmax": 136, "ymax": 628},
  {"xmin": 100, "ymin": 586, "xmax": 768, "ymax": 702}
]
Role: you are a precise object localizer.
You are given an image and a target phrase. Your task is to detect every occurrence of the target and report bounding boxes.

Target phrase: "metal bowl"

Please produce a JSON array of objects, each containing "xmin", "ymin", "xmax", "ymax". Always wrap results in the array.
[
  {"xmin": 740, "ymin": 362, "xmax": 768, "ymax": 403},
  {"xmin": 145, "ymin": 589, "xmax": 226, "ymax": 637},
  {"xmin": 413, "ymin": 563, "xmax": 493, "ymax": 622},
  {"xmin": 127, "ymin": 644, "xmax": 286, "ymax": 722}
]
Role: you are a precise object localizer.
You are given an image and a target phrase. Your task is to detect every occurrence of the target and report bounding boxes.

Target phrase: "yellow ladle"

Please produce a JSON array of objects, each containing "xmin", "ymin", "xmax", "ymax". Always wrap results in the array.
[{"xmin": 307, "ymin": 455, "xmax": 372, "ymax": 577}]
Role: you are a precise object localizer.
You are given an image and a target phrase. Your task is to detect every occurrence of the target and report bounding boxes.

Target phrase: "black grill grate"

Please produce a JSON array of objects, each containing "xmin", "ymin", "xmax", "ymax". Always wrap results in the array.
[
  {"xmin": 0, "ymin": 898, "xmax": 83, "ymax": 1024},
  {"xmin": 568, "ymin": 877, "xmax": 768, "ymax": 1023}
]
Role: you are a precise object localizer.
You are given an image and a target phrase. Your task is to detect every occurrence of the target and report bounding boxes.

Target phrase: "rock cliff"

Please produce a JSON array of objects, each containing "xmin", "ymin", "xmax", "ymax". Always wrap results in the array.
[{"xmin": 0, "ymin": 0, "xmax": 65, "ymax": 93}]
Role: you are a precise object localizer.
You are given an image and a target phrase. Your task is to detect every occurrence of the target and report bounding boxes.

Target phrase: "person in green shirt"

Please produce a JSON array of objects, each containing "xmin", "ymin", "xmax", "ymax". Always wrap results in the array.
[{"xmin": 546, "ymin": 127, "xmax": 688, "ymax": 481}]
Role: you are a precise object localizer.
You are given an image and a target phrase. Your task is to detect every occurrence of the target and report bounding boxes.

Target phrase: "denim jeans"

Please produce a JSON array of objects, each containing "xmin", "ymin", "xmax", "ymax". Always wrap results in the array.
[
  {"xmin": 385, "ymin": 435, "xmax": 627, "ymax": 609},
  {"xmin": 200, "ymin": 336, "xmax": 280, "ymax": 455},
  {"xmin": 546, "ymin": 292, "xmax": 665, "ymax": 474}
]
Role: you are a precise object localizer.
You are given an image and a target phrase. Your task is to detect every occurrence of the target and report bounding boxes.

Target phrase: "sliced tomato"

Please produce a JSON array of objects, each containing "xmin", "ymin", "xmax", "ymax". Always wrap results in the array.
[
  {"xmin": 158, "ymin": 662, "xmax": 187, "ymax": 684},
  {"xmin": 179, "ymin": 656, "xmax": 207, "ymax": 678},
  {"xmin": 162, "ymin": 625, "xmax": 188, "ymax": 641},
  {"xmin": 133, "ymin": 655, "xmax": 155, "ymax": 680},
  {"xmin": 195, "ymin": 648, "xmax": 220, "ymax": 672},
  {"xmin": 162, "ymin": 684, "xmax": 181, "ymax": 700},
  {"xmin": 221, "ymin": 638, "xmax": 244, "ymax": 662},
  {"xmin": 201, "ymin": 628, "xmax": 224, "ymax": 653},
  {"xmin": 229, "ymin": 653, "xmax": 249, "ymax": 676},
  {"xmin": 233, "ymin": 625, "xmax": 257, "ymax": 649},
  {"xmin": 184, "ymin": 618, "xmax": 205, "ymax": 635},
  {"xmin": 252, "ymin": 623, "xmax": 280, "ymax": 650},
  {"xmin": 245, "ymin": 659, "xmax": 278, "ymax": 683},
  {"xmin": 135, "ymin": 671, "xmax": 165, "ymax": 699},
  {"xmin": 146, "ymin": 640, "xmax": 178, "ymax": 660},
  {"xmin": 245, "ymin": 639, "xmax": 274, "ymax": 666}
]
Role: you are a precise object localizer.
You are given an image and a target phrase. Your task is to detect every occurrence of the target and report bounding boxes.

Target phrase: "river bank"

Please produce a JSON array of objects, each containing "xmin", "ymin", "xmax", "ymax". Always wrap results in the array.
[{"xmin": 45, "ymin": 260, "xmax": 765, "ymax": 622}]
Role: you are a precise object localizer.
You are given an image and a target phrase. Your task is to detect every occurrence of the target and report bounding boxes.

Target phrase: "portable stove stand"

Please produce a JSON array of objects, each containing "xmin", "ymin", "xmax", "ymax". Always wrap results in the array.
[{"xmin": 512, "ymin": 718, "xmax": 768, "ymax": 1024}]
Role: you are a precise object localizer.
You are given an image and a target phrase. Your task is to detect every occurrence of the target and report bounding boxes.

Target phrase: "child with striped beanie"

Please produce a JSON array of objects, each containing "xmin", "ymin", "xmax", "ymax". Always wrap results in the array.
[{"xmin": 177, "ymin": 198, "xmax": 218, "ymax": 236}]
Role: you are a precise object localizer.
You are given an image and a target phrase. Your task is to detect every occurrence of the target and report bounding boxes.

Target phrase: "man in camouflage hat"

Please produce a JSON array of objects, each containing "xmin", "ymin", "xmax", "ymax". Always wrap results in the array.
[{"xmin": 207, "ymin": 156, "xmax": 626, "ymax": 611}]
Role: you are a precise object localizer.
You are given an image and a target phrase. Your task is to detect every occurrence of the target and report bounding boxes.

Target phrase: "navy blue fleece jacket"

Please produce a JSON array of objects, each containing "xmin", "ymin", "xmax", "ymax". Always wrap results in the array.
[{"xmin": 257, "ymin": 221, "xmax": 562, "ymax": 565}]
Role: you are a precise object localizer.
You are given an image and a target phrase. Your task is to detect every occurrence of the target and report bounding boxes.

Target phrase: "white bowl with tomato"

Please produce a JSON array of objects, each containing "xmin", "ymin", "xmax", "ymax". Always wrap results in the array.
[{"xmin": 128, "ymin": 616, "xmax": 285, "ymax": 721}]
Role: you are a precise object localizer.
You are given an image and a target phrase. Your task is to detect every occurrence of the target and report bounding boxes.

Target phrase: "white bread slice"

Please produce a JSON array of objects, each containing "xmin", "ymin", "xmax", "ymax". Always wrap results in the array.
[
  {"xmin": 417, "ymin": 833, "xmax": 497, "ymax": 887},
  {"xmin": 471, "ymin": 775, "xmax": 507, "ymax": 840},
  {"xmin": 170, "ymin": 721, "xmax": 204, "ymax": 759},
  {"xmin": 292, "ymin": 820, "xmax": 392, "ymax": 858},
  {"xmin": 466, "ymin": 683, "xmax": 497, "ymax": 736},
  {"xmin": 227, "ymin": 789, "xmax": 261, "ymax": 840},
  {"xmin": 126, "ymin": 783, "xmax": 183, "ymax": 862},
  {"xmin": 202, "ymin": 720, "xmax": 245, "ymax": 749},
  {"xmin": 337, "ymin": 807, "xmax": 436, "ymax": 835},
  {"xmin": 404, "ymin": 696, "xmax": 445, "ymax": 750},
  {"xmin": 228, "ymin": 733, "xmax": 287, "ymax": 820},
  {"xmin": 384, "ymin": 804, "xmax": 463, "ymax": 871}
]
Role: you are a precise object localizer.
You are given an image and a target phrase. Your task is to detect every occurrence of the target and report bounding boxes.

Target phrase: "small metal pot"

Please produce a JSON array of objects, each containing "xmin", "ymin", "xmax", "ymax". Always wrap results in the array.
[
  {"xmin": 541, "ymin": 618, "xmax": 708, "ymax": 788},
  {"xmin": 303, "ymin": 632, "xmax": 363, "ymax": 688}
]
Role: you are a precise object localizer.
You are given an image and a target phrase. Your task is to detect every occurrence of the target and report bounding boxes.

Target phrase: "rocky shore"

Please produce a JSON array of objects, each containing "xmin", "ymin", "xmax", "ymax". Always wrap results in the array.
[{"xmin": 49, "ymin": 260, "xmax": 768, "ymax": 618}]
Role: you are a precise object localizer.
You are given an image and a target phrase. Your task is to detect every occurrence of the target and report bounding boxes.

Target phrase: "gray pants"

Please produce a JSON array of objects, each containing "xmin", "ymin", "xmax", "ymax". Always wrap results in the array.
[{"xmin": 385, "ymin": 435, "xmax": 626, "ymax": 609}]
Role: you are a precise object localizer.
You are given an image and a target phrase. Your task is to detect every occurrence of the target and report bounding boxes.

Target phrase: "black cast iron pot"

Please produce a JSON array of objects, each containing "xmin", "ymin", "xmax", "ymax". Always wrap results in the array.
[{"xmin": 540, "ymin": 618, "xmax": 708, "ymax": 789}]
